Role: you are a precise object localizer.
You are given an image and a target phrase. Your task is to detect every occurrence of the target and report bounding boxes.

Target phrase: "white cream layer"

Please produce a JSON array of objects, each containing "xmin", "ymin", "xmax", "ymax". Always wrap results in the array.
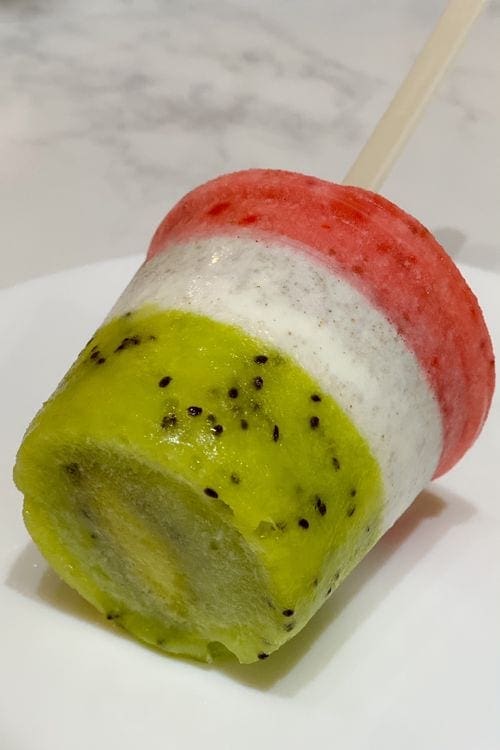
[{"xmin": 109, "ymin": 235, "xmax": 443, "ymax": 530}]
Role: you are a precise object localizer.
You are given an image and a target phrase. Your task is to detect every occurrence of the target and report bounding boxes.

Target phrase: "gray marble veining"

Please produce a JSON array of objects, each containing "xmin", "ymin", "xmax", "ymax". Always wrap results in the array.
[{"xmin": 0, "ymin": 0, "xmax": 498, "ymax": 287}]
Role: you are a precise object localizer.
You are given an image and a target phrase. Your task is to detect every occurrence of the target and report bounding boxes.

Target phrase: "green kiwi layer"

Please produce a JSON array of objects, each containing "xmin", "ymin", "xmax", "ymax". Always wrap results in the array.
[{"xmin": 14, "ymin": 307, "xmax": 383, "ymax": 663}]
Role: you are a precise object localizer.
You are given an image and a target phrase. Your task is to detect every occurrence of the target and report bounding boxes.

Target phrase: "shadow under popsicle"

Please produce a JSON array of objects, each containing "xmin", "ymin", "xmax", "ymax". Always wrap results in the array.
[{"xmin": 7, "ymin": 485, "xmax": 475, "ymax": 693}]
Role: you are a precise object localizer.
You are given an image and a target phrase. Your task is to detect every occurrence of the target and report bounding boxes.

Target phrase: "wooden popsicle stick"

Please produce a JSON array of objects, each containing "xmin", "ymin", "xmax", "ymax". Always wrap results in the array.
[{"xmin": 343, "ymin": 0, "xmax": 486, "ymax": 191}]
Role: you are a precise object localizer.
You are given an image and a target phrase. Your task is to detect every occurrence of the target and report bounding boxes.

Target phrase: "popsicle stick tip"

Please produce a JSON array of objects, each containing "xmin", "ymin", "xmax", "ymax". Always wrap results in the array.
[{"xmin": 343, "ymin": 0, "xmax": 486, "ymax": 192}]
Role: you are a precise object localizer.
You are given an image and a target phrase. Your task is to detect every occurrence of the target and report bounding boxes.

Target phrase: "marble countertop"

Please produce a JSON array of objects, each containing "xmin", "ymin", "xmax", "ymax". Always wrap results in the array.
[{"xmin": 1, "ymin": 0, "xmax": 499, "ymax": 288}]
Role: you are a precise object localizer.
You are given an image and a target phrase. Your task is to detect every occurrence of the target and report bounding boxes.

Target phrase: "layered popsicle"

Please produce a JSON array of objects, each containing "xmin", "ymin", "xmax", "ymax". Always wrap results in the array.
[{"xmin": 14, "ymin": 170, "xmax": 495, "ymax": 663}]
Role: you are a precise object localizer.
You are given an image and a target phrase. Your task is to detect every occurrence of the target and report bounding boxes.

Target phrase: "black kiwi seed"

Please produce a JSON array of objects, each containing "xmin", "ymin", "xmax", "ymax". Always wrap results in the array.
[
  {"xmin": 204, "ymin": 487, "xmax": 219, "ymax": 499},
  {"xmin": 254, "ymin": 355, "xmax": 268, "ymax": 364},
  {"xmin": 314, "ymin": 496, "xmax": 327, "ymax": 516},
  {"xmin": 64, "ymin": 462, "xmax": 81, "ymax": 478},
  {"xmin": 90, "ymin": 350, "xmax": 100, "ymax": 361},
  {"xmin": 257, "ymin": 652, "xmax": 269, "ymax": 660},
  {"xmin": 187, "ymin": 406, "xmax": 203, "ymax": 416},
  {"xmin": 228, "ymin": 387, "xmax": 239, "ymax": 399},
  {"xmin": 282, "ymin": 609, "xmax": 294, "ymax": 617},
  {"xmin": 310, "ymin": 416, "xmax": 320, "ymax": 429},
  {"xmin": 253, "ymin": 376, "xmax": 264, "ymax": 390},
  {"xmin": 115, "ymin": 335, "xmax": 141, "ymax": 352},
  {"xmin": 211, "ymin": 424, "xmax": 224, "ymax": 435},
  {"xmin": 332, "ymin": 456, "xmax": 341, "ymax": 471},
  {"xmin": 298, "ymin": 518, "xmax": 310, "ymax": 529},
  {"xmin": 273, "ymin": 424, "xmax": 280, "ymax": 442},
  {"xmin": 284, "ymin": 623, "xmax": 295, "ymax": 632},
  {"xmin": 240, "ymin": 419, "xmax": 249, "ymax": 430},
  {"xmin": 311, "ymin": 394, "xmax": 322, "ymax": 402},
  {"xmin": 97, "ymin": 357, "xmax": 106, "ymax": 365},
  {"xmin": 230, "ymin": 473, "xmax": 240, "ymax": 484},
  {"xmin": 326, "ymin": 587, "xmax": 332, "ymax": 597},
  {"xmin": 347, "ymin": 504, "xmax": 356, "ymax": 517},
  {"xmin": 161, "ymin": 414, "xmax": 177, "ymax": 429},
  {"xmin": 350, "ymin": 488, "xmax": 357, "ymax": 497},
  {"xmin": 106, "ymin": 612, "xmax": 120, "ymax": 621},
  {"xmin": 158, "ymin": 376, "xmax": 172, "ymax": 388}
]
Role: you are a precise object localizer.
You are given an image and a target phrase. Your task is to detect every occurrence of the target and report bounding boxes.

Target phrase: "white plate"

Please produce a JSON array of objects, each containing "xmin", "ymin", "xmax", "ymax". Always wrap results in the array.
[{"xmin": 1, "ymin": 256, "xmax": 499, "ymax": 750}]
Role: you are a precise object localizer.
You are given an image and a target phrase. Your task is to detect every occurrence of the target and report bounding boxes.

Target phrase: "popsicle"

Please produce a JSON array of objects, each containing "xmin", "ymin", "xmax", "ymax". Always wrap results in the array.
[
  {"xmin": 14, "ymin": 169, "xmax": 494, "ymax": 663},
  {"xmin": 13, "ymin": 0, "xmax": 494, "ymax": 664}
]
